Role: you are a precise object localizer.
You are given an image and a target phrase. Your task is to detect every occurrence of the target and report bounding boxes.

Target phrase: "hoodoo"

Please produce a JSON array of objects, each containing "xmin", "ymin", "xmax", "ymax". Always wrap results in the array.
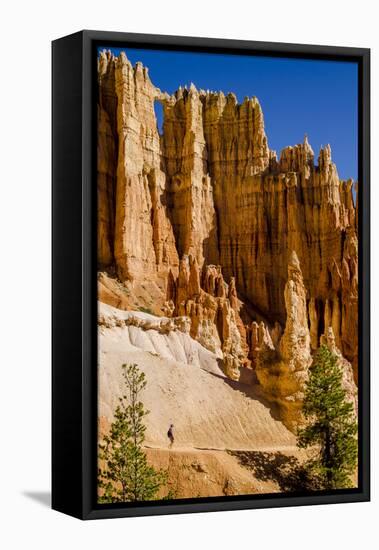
[{"xmin": 97, "ymin": 50, "xmax": 358, "ymax": 429}]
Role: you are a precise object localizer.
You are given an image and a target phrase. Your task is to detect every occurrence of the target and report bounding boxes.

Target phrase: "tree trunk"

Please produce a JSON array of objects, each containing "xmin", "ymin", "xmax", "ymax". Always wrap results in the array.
[{"xmin": 324, "ymin": 425, "xmax": 333, "ymax": 490}]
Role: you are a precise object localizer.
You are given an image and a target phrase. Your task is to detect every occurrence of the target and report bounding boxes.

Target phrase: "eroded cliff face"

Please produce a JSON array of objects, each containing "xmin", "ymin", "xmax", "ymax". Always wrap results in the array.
[
  {"xmin": 98, "ymin": 51, "xmax": 179, "ymax": 281},
  {"xmin": 97, "ymin": 50, "xmax": 358, "ymax": 426},
  {"xmin": 254, "ymin": 252, "xmax": 313, "ymax": 430},
  {"xmin": 166, "ymin": 256, "xmax": 247, "ymax": 380}
]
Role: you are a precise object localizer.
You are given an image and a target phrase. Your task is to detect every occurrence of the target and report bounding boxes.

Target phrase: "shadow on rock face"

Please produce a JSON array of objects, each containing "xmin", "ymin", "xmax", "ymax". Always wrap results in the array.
[{"xmin": 212, "ymin": 362, "xmax": 284, "ymax": 424}]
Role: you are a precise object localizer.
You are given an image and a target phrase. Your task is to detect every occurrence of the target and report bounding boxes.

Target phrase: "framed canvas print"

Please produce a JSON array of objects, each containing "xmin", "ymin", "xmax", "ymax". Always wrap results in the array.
[{"xmin": 52, "ymin": 30, "xmax": 370, "ymax": 520}]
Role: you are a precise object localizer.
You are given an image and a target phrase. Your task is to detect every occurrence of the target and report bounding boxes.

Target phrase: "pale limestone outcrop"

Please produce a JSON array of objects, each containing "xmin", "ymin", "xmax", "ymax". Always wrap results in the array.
[
  {"xmin": 279, "ymin": 251, "xmax": 312, "ymax": 367},
  {"xmin": 98, "ymin": 302, "xmax": 297, "ymax": 453},
  {"xmin": 219, "ymin": 300, "xmax": 245, "ymax": 380},
  {"xmin": 98, "ymin": 304, "xmax": 191, "ymax": 335}
]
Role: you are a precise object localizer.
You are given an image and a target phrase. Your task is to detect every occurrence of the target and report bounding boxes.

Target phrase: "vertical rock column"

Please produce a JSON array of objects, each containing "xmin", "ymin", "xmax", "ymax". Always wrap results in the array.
[
  {"xmin": 255, "ymin": 252, "xmax": 312, "ymax": 431},
  {"xmin": 97, "ymin": 51, "xmax": 118, "ymax": 267},
  {"xmin": 202, "ymin": 93, "xmax": 277, "ymax": 315},
  {"xmin": 113, "ymin": 54, "xmax": 178, "ymax": 281},
  {"xmin": 161, "ymin": 85, "xmax": 219, "ymax": 269}
]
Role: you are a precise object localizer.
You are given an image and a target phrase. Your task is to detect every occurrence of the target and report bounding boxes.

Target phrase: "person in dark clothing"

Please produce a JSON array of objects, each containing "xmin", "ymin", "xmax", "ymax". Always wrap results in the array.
[{"xmin": 167, "ymin": 424, "xmax": 174, "ymax": 447}]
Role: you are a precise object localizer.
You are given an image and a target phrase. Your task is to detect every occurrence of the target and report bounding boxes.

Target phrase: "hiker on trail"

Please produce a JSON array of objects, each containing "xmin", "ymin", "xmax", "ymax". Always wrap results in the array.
[{"xmin": 167, "ymin": 424, "xmax": 174, "ymax": 447}]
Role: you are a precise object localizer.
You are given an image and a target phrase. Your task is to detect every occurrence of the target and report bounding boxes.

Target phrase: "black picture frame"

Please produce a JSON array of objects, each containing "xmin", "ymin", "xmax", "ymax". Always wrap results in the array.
[{"xmin": 52, "ymin": 30, "xmax": 370, "ymax": 520}]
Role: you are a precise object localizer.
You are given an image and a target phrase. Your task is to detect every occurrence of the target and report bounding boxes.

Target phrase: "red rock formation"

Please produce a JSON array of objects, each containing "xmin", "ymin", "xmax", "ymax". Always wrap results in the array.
[
  {"xmin": 97, "ymin": 51, "xmax": 118, "ymax": 267},
  {"xmin": 98, "ymin": 51, "xmax": 179, "ymax": 281},
  {"xmin": 97, "ymin": 51, "xmax": 359, "ymax": 390},
  {"xmin": 254, "ymin": 252, "xmax": 312, "ymax": 430},
  {"xmin": 166, "ymin": 256, "xmax": 248, "ymax": 379},
  {"xmin": 161, "ymin": 86, "xmax": 219, "ymax": 267},
  {"xmin": 253, "ymin": 252, "xmax": 357, "ymax": 430}
]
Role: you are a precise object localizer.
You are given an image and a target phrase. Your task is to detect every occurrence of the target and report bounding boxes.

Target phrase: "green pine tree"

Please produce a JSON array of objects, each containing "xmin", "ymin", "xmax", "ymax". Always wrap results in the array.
[
  {"xmin": 98, "ymin": 363, "xmax": 167, "ymax": 503},
  {"xmin": 297, "ymin": 345, "xmax": 358, "ymax": 490}
]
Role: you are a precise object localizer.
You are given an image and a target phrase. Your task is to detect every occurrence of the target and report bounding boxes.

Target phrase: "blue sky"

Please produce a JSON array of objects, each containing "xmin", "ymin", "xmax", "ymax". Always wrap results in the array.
[{"xmin": 99, "ymin": 47, "xmax": 358, "ymax": 181}]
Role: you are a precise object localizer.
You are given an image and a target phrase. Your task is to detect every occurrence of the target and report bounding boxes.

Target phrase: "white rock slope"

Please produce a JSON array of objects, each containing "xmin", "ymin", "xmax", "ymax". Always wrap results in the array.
[{"xmin": 98, "ymin": 302, "xmax": 296, "ymax": 451}]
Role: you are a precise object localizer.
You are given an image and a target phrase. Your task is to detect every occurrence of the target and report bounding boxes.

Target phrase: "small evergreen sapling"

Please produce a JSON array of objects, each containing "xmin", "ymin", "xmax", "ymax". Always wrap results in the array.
[
  {"xmin": 98, "ymin": 363, "xmax": 167, "ymax": 502},
  {"xmin": 297, "ymin": 345, "xmax": 358, "ymax": 490}
]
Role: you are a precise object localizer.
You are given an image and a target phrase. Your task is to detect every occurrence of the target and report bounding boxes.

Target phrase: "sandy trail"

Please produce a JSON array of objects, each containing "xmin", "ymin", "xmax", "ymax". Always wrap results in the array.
[
  {"xmin": 144, "ymin": 444, "xmax": 300, "ymax": 452},
  {"xmin": 142, "ymin": 445, "xmax": 307, "ymax": 498}
]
